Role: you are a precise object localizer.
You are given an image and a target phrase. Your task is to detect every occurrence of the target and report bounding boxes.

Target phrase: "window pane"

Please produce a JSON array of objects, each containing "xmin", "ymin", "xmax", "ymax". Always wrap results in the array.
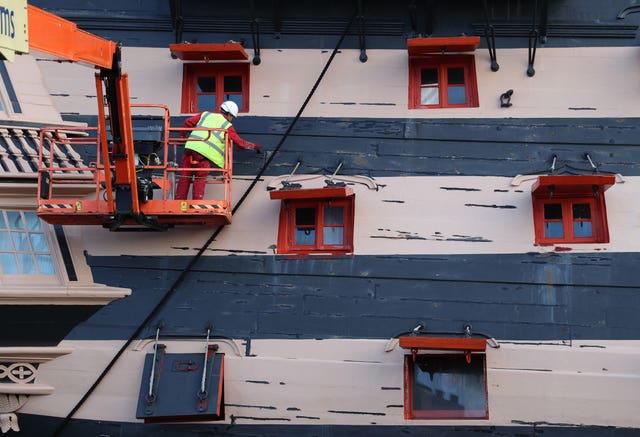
[
  {"xmin": 572, "ymin": 203, "xmax": 591, "ymax": 219},
  {"xmin": 30, "ymin": 233, "xmax": 50, "ymax": 252},
  {"xmin": 324, "ymin": 206, "xmax": 344, "ymax": 225},
  {"xmin": 447, "ymin": 86, "xmax": 466, "ymax": 105},
  {"xmin": 295, "ymin": 228, "xmax": 315, "ymax": 245},
  {"xmin": 223, "ymin": 93, "xmax": 243, "ymax": 111},
  {"xmin": 572, "ymin": 203, "xmax": 592, "ymax": 237},
  {"xmin": 197, "ymin": 77, "xmax": 216, "ymax": 93},
  {"xmin": 17, "ymin": 253, "xmax": 36, "ymax": 274},
  {"xmin": 323, "ymin": 227, "xmax": 343, "ymax": 245},
  {"xmin": 421, "ymin": 87, "xmax": 439, "ymax": 105},
  {"xmin": 421, "ymin": 68, "xmax": 438, "ymax": 86},
  {"xmin": 545, "ymin": 222, "xmax": 564, "ymax": 238},
  {"xmin": 12, "ymin": 232, "xmax": 31, "ymax": 251},
  {"xmin": 573, "ymin": 221, "xmax": 593, "ymax": 237},
  {"xmin": 0, "ymin": 231, "xmax": 12, "ymax": 250},
  {"xmin": 543, "ymin": 203, "xmax": 563, "ymax": 238},
  {"xmin": 0, "ymin": 213, "xmax": 6, "ymax": 229},
  {"xmin": 6, "ymin": 211, "xmax": 24, "ymax": 229},
  {"xmin": 295, "ymin": 207, "xmax": 316, "ymax": 246},
  {"xmin": 412, "ymin": 355, "xmax": 487, "ymax": 418},
  {"xmin": 223, "ymin": 75, "xmax": 242, "ymax": 92},
  {"xmin": 24, "ymin": 212, "xmax": 42, "ymax": 231},
  {"xmin": 0, "ymin": 253, "xmax": 18, "ymax": 274},
  {"xmin": 447, "ymin": 67, "xmax": 465, "ymax": 85},
  {"xmin": 544, "ymin": 203, "xmax": 563, "ymax": 220},
  {"xmin": 0, "ymin": 210, "xmax": 56, "ymax": 276},
  {"xmin": 295, "ymin": 208, "xmax": 316, "ymax": 226},
  {"xmin": 197, "ymin": 94, "xmax": 217, "ymax": 111},
  {"xmin": 36, "ymin": 254, "xmax": 55, "ymax": 275}
]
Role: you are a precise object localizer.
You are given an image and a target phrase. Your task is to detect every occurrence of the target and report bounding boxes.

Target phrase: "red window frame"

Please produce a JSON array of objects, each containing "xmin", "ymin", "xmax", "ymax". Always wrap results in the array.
[
  {"xmin": 400, "ymin": 336, "xmax": 488, "ymax": 420},
  {"xmin": 403, "ymin": 353, "xmax": 488, "ymax": 420},
  {"xmin": 271, "ymin": 188, "xmax": 355, "ymax": 255},
  {"xmin": 531, "ymin": 175, "xmax": 614, "ymax": 245},
  {"xmin": 180, "ymin": 63, "xmax": 250, "ymax": 114},
  {"xmin": 408, "ymin": 55, "xmax": 479, "ymax": 109}
]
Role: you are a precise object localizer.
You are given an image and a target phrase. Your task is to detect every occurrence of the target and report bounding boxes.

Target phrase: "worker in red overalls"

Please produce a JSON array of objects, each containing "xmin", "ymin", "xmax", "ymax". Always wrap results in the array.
[{"xmin": 175, "ymin": 101, "xmax": 260, "ymax": 200}]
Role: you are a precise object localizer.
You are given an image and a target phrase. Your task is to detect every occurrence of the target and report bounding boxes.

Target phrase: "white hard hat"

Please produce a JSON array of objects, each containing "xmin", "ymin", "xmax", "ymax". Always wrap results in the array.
[{"xmin": 220, "ymin": 101, "xmax": 239, "ymax": 118}]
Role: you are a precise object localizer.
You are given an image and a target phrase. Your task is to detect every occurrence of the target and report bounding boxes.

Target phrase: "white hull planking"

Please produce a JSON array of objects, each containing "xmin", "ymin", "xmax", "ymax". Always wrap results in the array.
[
  {"xmin": 22, "ymin": 338, "xmax": 640, "ymax": 428},
  {"xmin": 72, "ymin": 176, "xmax": 640, "ymax": 258}
]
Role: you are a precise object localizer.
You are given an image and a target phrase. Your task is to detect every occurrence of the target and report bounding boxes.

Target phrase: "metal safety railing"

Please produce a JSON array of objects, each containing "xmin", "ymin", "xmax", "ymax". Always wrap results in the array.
[{"xmin": 37, "ymin": 103, "xmax": 233, "ymax": 227}]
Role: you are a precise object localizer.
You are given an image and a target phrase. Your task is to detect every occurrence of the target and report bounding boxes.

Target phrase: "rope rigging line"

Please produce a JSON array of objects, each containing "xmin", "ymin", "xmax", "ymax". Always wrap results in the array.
[{"xmin": 51, "ymin": 9, "xmax": 357, "ymax": 437}]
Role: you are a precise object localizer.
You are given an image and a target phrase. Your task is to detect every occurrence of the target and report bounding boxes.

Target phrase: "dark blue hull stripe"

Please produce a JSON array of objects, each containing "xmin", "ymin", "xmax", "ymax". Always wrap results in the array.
[
  {"xmin": 64, "ymin": 252, "xmax": 640, "ymax": 342},
  {"xmin": 61, "ymin": 116, "xmax": 640, "ymax": 178},
  {"xmin": 17, "ymin": 413, "xmax": 639, "ymax": 437}
]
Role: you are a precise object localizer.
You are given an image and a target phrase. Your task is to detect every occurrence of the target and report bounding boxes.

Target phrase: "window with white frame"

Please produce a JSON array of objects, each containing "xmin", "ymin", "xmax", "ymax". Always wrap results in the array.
[{"xmin": 0, "ymin": 210, "xmax": 57, "ymax": 281}]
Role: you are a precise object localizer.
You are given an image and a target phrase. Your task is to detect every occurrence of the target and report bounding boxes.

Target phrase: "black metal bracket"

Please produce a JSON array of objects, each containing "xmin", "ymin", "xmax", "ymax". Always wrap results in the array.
[
  {"xmin": 408, "ymin": 0, "xmax": 434, "ymax": 37},
  {"xmin": 357, "ymin": 0, "xmax": 367, "ymax": 62},
  {"xmin": 539, "ymin": 0, "xmax": 549, "ymax": 43},
  {"xmin": 527, "ymin": 0, "xmax": 549, "ymax": 77},
  {"xmin": 356, "ymin": 0, "xmax": 369, "ymax": 63},
  {"xmin": 169, "ymin": 0, "xmax": 183, "ymax": 46},
  {"xmin": 273, "ymin": 0, "xmax": 282, "ymax": 38},
  {"xmin": 425, "ymin": 0, "xmax": 435, "ymax": 36},
  {"xmin": 500, "ymin": 89, "xmax": 513, "ymax": 107},
  {"xmin": 250, "ymin": 0, "xmax": 261, "ymax": 65},
  {"xmin": 482, "ymin": 0, "xmax": 499, "ymax": 72},
  {"xmin": 408, "ymin": 0, "xmax": 418, "ymax": 35},
  {"xmin": 527, "ymin": 0, "xmax": 539, "ymax": 77}
]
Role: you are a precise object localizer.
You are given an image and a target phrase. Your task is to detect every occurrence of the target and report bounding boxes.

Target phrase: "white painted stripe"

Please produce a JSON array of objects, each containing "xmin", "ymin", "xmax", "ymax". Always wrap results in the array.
[
  {"xmin": 79, "ymin": 176, "xmax": 640, "ymax": 257},
  {"xmin": 23, "ymin": 339, "xmax": 640, "ymax": 428}
]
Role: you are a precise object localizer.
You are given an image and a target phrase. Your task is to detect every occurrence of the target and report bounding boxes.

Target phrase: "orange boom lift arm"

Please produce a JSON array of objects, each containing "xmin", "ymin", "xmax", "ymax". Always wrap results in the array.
[{"xmin": 29, "ymin": 5, "xmax": 141, "ymax": 224}]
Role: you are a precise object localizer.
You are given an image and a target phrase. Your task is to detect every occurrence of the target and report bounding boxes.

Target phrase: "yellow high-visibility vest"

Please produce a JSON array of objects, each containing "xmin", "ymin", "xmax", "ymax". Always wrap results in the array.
[{"xmin": 184, "ymin": 112, "xmax": 231, "ymax": 168}]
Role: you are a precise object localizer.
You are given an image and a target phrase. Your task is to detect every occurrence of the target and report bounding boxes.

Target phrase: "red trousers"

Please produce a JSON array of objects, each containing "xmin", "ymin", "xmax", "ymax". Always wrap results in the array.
[{"xmin": 175, "ymin": 149, "xmax": 212, "ymax": 200}]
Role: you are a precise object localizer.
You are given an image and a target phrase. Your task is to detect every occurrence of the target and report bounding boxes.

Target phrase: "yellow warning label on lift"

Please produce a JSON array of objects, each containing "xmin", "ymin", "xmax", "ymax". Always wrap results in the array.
[
  {"xmin": 189, "ymin": 204, "xmax": 220, "ymax": 210},
  {"xmin": 42, "ymin": 203, "xmax": 73, "ymax": 209}
]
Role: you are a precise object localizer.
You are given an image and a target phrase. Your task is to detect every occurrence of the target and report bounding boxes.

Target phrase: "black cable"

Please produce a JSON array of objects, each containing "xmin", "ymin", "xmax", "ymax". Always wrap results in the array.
[{"xmin": 52, "ymin": 9, "xmax": 357, "ymax": 437}]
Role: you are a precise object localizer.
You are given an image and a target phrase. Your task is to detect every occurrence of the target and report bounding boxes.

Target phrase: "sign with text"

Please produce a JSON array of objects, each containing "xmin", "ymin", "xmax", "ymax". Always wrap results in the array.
[{"xmin": 0, "ymin": 0, "xmax": 28, "ymax": 61}]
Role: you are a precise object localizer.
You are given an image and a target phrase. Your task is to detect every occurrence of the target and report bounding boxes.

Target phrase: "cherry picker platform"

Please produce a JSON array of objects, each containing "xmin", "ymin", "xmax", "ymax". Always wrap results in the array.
[{"xmin": 27, "ymin": 5, "xmax": 233, "ymax": 230}]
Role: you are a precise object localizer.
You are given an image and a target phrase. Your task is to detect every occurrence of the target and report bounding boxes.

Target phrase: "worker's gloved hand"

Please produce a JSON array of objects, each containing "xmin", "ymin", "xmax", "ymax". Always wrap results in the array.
[{"xmin": 252, "ymin": 143, "xmax": 262, "ymax": 153}]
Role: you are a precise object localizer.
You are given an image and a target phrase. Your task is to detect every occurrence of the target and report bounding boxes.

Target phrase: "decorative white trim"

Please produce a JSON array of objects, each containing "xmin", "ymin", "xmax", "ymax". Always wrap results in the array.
[
  {"xmin": 0, "ymin": 385, "xmax": 54, "ymax": 396},
  {"xmin": 0, "ymin": 412, "xmax": 21, "ymax": 433},
  {"xmin": 0, "ymin": 346, "xmax": 73, "ymax": 419},
  {"xmin": 0, "ymin": 284, "xmax": 130, "ymax": 305},
  {"xmin": 0, "ymin": 346, "xmax": 74, "ymax": 362}
]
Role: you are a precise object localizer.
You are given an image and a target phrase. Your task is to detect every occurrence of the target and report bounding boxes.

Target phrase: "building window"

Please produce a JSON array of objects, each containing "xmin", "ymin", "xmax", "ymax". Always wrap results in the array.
[
  {"xmin": 180, "ymin": 63, "xmax": 249, "ymax": 114},
  {"xmin": 0, "ymin": 211, "xmax": 55, "ymax": 277},
  {"xmin": 409, "ymin": 55, "xmax": 478, "ymax": 109},
  {"xmin": 404, "ymin": 354, "xmax": 488, "ymax": 420},
  {"xmin": 531, "ymin": 175, "xmax": 615, "ymax": 245},
  {"xmin": 270, "ymin": 187, "xmax": 355, "ymax": 255},
  {"xmin": 538, "ymin": 199, "xmax": 598, "ymax": 241}
]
